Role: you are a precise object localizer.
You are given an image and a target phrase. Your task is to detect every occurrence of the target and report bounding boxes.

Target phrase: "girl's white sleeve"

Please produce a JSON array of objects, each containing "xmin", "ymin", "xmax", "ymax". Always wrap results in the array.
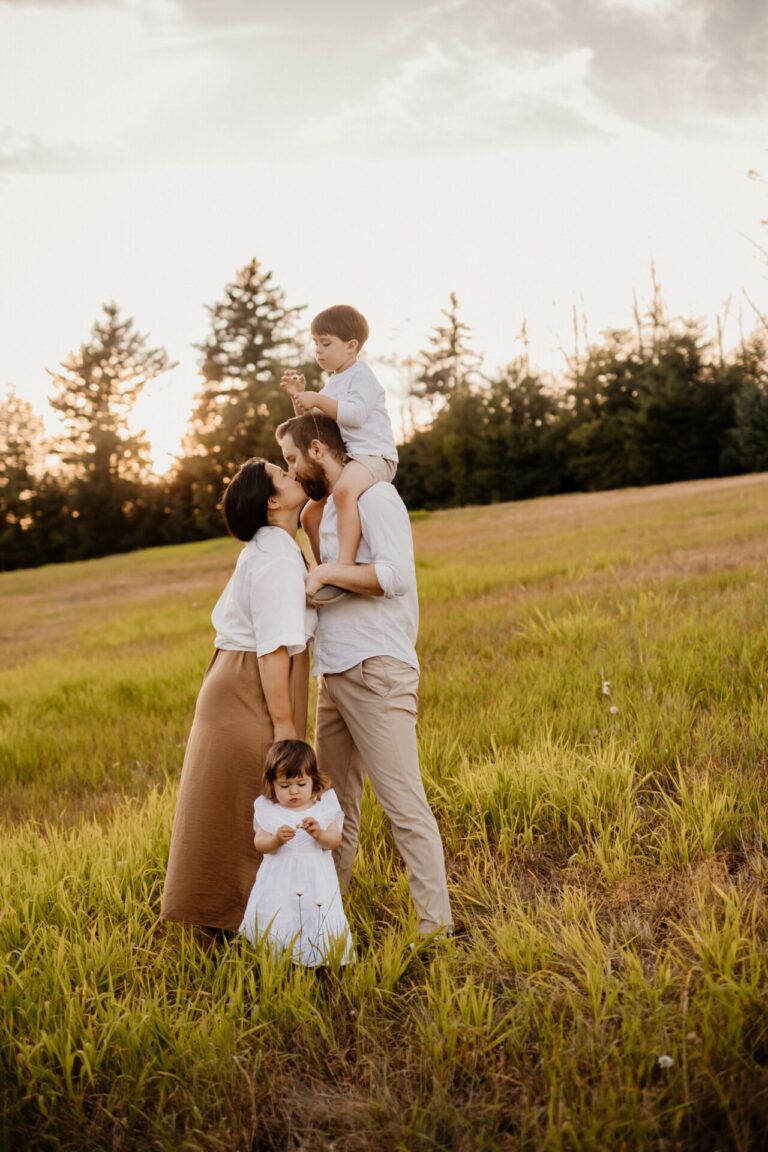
[
  {"xmin": 253, "ymin": 795, "xmax": 276, "ymax": 832},
  {"xmin": 318, "ymin": 788, "xmax": 344, "ymax": 829}
]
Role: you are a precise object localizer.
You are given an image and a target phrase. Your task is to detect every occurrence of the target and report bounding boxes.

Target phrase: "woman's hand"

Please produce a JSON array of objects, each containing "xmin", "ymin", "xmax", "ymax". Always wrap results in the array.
[{"xmin": 272, "ymin": 723, "xmax": 298, "ymax": 743}]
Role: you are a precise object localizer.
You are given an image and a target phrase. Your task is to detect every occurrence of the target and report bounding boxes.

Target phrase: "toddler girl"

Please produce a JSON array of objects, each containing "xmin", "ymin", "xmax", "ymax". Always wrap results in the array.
[{"xmin": 239, "ymin": 739, "xmax": 354, "ymax": 966}]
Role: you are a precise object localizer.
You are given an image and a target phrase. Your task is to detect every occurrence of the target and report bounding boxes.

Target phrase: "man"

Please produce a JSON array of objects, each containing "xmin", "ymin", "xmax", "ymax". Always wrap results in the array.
[{"xmin": 276, "ymin": 413, "xmax": 453, "ymax": 937}]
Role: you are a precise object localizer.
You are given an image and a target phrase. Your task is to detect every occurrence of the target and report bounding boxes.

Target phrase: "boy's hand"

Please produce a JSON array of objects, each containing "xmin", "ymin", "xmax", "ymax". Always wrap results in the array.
[
  {"xmin": 280, "ymin": 371, "xmax": 305, "ymax": 397},
  {"xmin": 275, "ymin": 824, "xmax": 296, "ymax": 844},
  {"xmin": 294, "ymin": 390, "xmax": 317, "ymax": 414}
]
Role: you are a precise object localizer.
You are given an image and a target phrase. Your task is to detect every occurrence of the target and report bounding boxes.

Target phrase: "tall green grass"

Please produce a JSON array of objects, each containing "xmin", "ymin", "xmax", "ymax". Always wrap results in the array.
[{"xmin": 2, "ymin": 475, "xmax": 768, "ymax": 1149}]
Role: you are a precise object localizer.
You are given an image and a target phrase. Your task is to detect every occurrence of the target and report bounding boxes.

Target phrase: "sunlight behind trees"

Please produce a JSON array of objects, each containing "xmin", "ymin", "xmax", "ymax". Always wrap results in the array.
[{"xmin": 1, "ymin": 262, "xmax": 767, "ymax": 571}]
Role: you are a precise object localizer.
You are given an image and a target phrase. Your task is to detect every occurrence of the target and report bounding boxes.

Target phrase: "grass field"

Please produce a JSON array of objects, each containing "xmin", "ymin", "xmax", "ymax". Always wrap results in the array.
[{"xmin": 2, "ymin": 474, "xmax": 768, "ymax": 1151}]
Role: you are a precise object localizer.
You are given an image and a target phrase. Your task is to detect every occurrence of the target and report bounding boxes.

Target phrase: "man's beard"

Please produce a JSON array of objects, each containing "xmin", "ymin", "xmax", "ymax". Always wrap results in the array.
[{"xmin": 297, "ymin": 459, "xmax": 329, "ymax": 502}]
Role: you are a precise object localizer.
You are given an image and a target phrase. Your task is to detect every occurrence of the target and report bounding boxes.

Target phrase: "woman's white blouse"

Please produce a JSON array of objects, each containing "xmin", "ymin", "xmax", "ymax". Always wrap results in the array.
[{"xmin": 212, "ymin": 526, "xmax": 316, "ymax": 657}]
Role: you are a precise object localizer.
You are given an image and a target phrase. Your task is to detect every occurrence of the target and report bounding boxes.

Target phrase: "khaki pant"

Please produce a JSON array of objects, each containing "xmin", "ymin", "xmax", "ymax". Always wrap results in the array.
[{"xmin": 315, "ymin": 656, "xmax": 452, "ymax": 933}]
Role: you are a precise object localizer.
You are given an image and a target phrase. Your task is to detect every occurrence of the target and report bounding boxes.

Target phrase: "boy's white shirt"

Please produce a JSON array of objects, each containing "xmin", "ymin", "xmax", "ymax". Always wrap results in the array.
[{"xmin": 319, "ymin": 361, "xmax": 398, "ymax": 462}]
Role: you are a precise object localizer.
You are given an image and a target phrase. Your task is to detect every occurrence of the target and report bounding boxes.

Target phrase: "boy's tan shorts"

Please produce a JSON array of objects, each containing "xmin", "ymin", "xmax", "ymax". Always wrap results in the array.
[{"xmin": 347, "ymin": 455, "xmax": 398, "ymax": 484}]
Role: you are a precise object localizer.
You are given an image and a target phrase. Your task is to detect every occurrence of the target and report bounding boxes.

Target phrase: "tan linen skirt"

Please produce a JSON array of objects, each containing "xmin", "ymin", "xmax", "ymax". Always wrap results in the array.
[{"xmin": 161, "ymin": 647, "xmax": 309, "ymax": 931}]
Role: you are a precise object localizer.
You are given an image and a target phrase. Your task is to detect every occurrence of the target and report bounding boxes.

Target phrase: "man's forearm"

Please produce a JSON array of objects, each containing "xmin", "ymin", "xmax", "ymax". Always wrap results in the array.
[{"xmin": 317, "ymin": 562, "xmax": 384, "ymax": 596}]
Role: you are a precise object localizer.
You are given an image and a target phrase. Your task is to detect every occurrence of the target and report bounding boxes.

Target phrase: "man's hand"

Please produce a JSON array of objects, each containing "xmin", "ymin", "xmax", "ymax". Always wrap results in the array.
[
  {"xmin": 276, "ymin": 824, "xmax": 296, "ymax": 845},
  {"xmin": 305, "ymin": 565, "xmax": 332, "ymax": 603},
  {"xmin": 280, "ymin": 370, "xmax": 305, "ymax": 397}
]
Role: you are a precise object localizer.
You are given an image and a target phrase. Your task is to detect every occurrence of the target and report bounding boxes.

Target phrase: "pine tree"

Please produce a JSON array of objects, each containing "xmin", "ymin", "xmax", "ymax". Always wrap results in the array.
[
  {"xmin": 0, "ymin": 388, "xmax": 49, "ymax": 567},
  {"xmin": 178, "ymin": 259, "xmax": 310, "ymax": 536},
  {"xmin": 47, "ymin": 303, "xmax": 173, "ymax": 557},
  {"xmin": 410, "ymin": 293, "xmax": 482, "ymax": 406},
  {"xmin": 727, "ymin": 334, "xmax": 768, "ymax": 472}
]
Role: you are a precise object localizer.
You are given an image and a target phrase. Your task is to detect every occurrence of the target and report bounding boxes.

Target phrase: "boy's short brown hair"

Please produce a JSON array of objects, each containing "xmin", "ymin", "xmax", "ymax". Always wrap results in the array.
[{"xmin": 311, "ymin": 305, "xmax": 369, "ymax": 349}]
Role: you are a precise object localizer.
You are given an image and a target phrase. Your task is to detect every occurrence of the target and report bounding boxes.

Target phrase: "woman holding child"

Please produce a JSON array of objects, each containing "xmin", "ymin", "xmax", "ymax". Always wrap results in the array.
[{"xmin": 160, "ymin": 458, "xmax": 315, "ymax": 944}]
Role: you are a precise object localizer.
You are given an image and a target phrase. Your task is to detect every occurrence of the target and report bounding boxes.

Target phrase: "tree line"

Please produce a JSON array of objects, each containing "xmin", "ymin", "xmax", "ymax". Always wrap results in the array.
[{"xmin": 1, "ymin": 260, "xmax": 767, "ymax": 571}]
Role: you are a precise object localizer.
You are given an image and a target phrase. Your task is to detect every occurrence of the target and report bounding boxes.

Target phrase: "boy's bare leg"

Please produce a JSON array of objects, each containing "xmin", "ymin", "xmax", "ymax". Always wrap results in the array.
[
  {"xmin": 334, "ymin": 461, "xmax": 374, "ymax": 566},
  {"xmin": 300, "ymin": 497, "xmax": 326, "ymax": 566}
]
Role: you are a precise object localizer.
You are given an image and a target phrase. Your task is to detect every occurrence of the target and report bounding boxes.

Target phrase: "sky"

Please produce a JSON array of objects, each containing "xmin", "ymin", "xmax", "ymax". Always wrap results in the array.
[{"xmin": 1, "ymin": 0, "xmax": 766, "ymax": 471}]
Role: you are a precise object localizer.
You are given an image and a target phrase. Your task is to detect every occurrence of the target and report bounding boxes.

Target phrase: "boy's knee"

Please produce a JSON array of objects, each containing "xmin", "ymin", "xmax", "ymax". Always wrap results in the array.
[{"xmin": 333, "ymin": 483, "xmax": 356, "ymax": 509}]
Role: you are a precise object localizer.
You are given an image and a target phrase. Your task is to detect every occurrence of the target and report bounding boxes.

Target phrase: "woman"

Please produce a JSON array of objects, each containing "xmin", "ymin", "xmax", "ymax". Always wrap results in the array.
[{"xmin": 161, "ymin": 458, "xmax": 315, "ymax": 943}]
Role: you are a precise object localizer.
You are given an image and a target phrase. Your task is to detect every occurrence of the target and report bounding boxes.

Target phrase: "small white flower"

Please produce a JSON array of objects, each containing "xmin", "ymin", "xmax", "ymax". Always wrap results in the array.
[
  {"xmin": 657, "ymin": 1054, "xmax": 674, "ymax": 1070},
  {"xmin": 602, "ymin": 681, "xmax": 611, "ymax": 696},
  {"xmin": 609, "ymin": 705, "xmax": 619, "ymax": 715}
]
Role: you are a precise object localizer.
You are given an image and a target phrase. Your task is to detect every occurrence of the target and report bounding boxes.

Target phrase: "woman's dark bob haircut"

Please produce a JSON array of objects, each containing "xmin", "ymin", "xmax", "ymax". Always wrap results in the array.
[{"xmin": 221, "ymin": 458, "xmax": 275, "ymax": 542}]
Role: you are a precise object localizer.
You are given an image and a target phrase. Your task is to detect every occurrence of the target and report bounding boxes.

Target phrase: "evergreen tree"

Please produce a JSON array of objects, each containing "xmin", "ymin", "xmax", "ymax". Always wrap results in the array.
[
  {"xmin": 485, "ymin": 361, "xmax": 566, "ymax": 499},
  {"xmin": 563, "ymin": 328, "xmax": 645, "ymax": 491},
  {"xmin": 631, "ymin": 324, "xmax": 738, "ymax": 484},
  {"xmin": 48, "ymin": 303, "xmax": 173, "ymax": 557},
  {"xmin": 0, "ymin": 388, "xmax": 49, "ymax": 568},
  {"xmin": 726, "ymin": 334, "xmax": 768, "ymax": 472},
  {"xmin": 178, "ymin": 259, "xmax": 310, "ymax": 536},
  {"xmin": 410, "ymin": 293, "xmax": 482, "ymax": 406}
]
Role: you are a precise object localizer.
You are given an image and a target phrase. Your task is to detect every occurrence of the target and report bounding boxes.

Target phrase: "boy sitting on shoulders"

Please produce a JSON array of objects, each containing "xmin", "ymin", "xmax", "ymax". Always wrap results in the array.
[{"xmin": 281, "ymin": 304, "xmax": 398, "ymax": 597}]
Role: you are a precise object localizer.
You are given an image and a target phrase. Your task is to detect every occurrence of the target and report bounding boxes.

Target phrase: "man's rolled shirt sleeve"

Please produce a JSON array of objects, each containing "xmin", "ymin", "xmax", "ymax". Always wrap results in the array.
[{"xmin": 358, "ymin": 494, "xmax": 411, "ymax": 598}]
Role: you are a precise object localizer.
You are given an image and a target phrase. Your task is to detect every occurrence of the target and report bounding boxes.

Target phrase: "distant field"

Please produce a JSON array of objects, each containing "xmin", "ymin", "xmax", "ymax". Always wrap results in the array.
[{"xmin": 2, "ymin": 474, "xmax": 768, "ymax": 1150}]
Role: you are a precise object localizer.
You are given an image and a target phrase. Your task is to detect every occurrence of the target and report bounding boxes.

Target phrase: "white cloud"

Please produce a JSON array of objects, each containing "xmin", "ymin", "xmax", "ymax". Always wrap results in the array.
[
  {"xmin": 0, "ymin": 1, "xmax": 207, "ymax": 166},
  {"xmin": 295, "ymin": 38, "xmax": 651, "ymax": 156},
  {"xmin": 598, "ymin": 0, "xmax": 679, "ymax": 14}
]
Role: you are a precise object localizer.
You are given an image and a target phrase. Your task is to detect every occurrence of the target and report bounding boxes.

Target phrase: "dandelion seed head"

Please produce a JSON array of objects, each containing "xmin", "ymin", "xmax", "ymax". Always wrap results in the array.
[
  {"xmin": 315, "ymin": 901, "xmax": 323, "ymax": 908},
  {"xmin": 609, "ymin": 705, "xmax": 619, "ymax": 715},
  {"xmin": 602, "ymin": 681, "xmax": 611, "ymax": 696},
  {"xmin": 295, "ymin": 889, "xmax": 305, "ymax": 897},
  {"xmin": 657, "ymin": 1054, "xmax": 674, "ymax": 1069}
]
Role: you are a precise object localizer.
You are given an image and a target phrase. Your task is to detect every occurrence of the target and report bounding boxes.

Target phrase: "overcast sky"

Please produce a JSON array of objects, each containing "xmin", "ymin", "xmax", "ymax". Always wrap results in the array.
[{"xmin": 1, "ymin": 0, "xmax": 766, "ymax": 468}]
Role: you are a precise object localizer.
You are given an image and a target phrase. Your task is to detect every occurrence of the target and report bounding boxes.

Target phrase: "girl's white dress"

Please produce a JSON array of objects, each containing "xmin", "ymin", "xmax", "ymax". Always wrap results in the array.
[{"xmin": 238, "ymin": 789, "xmax": 354, "ymax": 966}]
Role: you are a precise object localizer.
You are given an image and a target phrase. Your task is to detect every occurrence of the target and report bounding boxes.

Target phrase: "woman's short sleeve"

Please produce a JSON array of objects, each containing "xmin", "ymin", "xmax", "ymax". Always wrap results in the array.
[
  {"xmin": 253, "ymin": 795, "xmax": 277, "ymax": 832},
  {"xmin": 250, "ymin": 556, "xmax": 307, "ymax": 658},
  {"xmin": 317, "ymin": 788, "xmax": 344, "ymax": 830}
]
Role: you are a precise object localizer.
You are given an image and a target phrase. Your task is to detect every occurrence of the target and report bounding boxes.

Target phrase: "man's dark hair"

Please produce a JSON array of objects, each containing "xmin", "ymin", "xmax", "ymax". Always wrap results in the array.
[
  {"xmin": 221, "ymin": 458, "xmax": 275, "ymax": 542},
  {"xmin": 276, "ymin": 413, "xmax": 346, "ymax": 461}
]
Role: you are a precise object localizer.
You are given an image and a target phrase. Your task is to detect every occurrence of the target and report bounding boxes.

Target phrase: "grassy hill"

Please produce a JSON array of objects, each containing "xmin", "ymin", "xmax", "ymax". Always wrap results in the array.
[{"xmin": 2, "ymin": 474, "xmax": 768, "ymax": 1150}]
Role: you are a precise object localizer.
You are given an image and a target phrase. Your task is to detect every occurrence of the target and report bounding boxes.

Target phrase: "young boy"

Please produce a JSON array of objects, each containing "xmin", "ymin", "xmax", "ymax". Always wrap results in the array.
[{"xmin": 281, "ymin": 305, "xmax": 398, "ymax": 596}]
